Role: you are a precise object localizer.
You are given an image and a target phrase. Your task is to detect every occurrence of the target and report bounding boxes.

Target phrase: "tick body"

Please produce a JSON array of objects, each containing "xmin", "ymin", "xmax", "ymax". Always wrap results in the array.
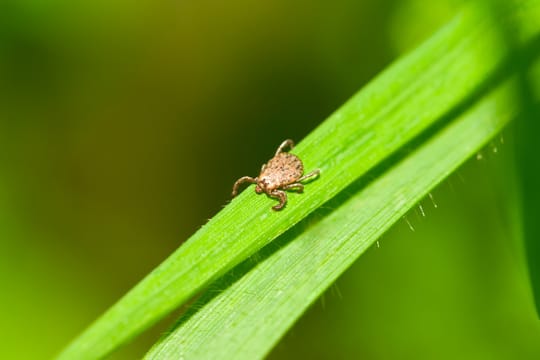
[{"xmin": 232, "ymin": 139, "xmax": 320, "ymax": 210}]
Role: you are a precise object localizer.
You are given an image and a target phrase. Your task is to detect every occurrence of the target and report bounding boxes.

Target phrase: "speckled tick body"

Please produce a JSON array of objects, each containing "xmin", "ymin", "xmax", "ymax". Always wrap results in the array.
[{"xmin": 232, "ymin": 139, "xmax": 320, "ymax": 210}]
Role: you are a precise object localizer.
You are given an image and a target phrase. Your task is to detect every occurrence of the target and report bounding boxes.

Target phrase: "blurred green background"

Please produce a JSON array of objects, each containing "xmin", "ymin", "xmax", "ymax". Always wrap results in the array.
[{"xmin": 1, "ymin": 0, "xmax": 539, "ymax": 359}]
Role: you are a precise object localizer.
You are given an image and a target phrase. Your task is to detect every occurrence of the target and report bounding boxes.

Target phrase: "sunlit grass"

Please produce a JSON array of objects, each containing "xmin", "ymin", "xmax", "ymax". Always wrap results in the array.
[{"xmin": 146, "ymin": 79, "xmax": 519, "ymax": 360}]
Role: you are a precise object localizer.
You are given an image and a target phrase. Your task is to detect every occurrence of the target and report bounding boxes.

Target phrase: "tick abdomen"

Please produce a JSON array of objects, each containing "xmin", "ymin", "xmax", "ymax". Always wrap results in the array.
[{"xmin": 259, "ymin": 152, "xmax": 304, "ymax": 190}]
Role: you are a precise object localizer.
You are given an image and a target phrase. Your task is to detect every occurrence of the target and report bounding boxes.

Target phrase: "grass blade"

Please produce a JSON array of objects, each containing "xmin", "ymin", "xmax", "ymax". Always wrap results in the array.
[{"xmin": 145, "ymin": 77, "xmax": 520, "ymax": 360}]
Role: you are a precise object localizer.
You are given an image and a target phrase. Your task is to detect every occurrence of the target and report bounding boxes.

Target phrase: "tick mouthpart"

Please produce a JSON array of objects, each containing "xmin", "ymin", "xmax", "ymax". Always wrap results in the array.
[{"xmin": 255, "ymin": 184, "xmax": 264, "ymax": 194}]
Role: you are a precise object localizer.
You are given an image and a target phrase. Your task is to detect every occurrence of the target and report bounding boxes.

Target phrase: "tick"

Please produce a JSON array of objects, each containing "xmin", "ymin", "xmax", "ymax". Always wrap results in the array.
[{"xmin": 232, "ymin": 139, "xmax": 320, "ymax": 210}]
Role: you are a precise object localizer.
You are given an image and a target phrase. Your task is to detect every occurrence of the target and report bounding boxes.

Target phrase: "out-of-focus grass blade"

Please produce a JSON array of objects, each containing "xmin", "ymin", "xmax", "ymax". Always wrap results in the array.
[
  {"xmin": 493, "ymin": 0, "xmax": 540, "ymax": 316},
  {"xmin": 57, "ymin": 1, "xmax": 540, "ymax": 358},
  {"xmin": 515, "ymin": 58, "xmax": 540, "ymax": 316}
]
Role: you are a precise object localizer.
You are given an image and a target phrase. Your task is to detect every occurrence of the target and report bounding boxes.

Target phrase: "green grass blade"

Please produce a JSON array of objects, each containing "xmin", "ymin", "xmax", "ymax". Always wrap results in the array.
[
  {"xmin": 57, "ymin": 1, "xmax": 540, "ymax": 358},
  {"xmin": 145, "ymin": 77, "xmax": 520, "ymax": 360},
  {"xmin": 515, "ymin": 63, "xmax": 540, "ymax": 315},
  {"xmin": 498, "ymin": 0, "xmax": 540, "ymax": 315}
]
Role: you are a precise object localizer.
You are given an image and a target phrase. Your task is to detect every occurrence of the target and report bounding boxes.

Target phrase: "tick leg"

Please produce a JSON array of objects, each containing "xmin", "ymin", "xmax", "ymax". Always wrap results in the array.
[
  {"xmin": 282, "ymin": 183, "xmax": 304, "ymax": 193},
  {"xmin": 269, "ymin": 189, "xmax": 287, "ymax": 210},
  {"xmin": 275, "ymin": 139, "xmax": 295, "ymax": 156},
  {"xmin": 298, "ymin": 169, "xmax": 320, "ymax": 182},
  {"xmin": 232, "ymin": 176, "xmax": 257, "ymax": 197}
]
